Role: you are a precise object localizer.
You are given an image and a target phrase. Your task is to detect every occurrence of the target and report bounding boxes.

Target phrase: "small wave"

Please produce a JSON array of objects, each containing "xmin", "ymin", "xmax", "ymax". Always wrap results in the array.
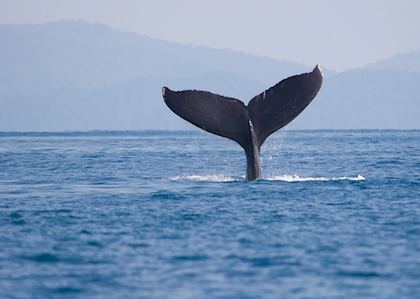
[
  {"xmin": 267, "ymin": 174, "xmax": 365, "ymax": 182},
  {"xmin": 25, "ymin": 253, "xmax": 60, "ymax": 263},
  {"xmin": 170, "ymin": 175, "xmax": 238, "ymax": 182},
  {"xmin": 150, "ymin": 190, "xmax": 186, "ymax": 200}
]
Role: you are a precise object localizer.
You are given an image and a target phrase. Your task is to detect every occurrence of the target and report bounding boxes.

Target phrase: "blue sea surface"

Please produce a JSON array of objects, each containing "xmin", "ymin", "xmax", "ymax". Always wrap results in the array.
[{"xmin": 0, "ymin": 130, "xmax": 419, "ymax": 298}]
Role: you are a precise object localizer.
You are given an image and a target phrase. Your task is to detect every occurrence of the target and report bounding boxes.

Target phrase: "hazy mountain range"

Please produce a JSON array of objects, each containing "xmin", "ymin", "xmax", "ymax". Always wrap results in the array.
[{"xmin": 1, "ymin": 21, "xmax": 419, "ymax": 130}]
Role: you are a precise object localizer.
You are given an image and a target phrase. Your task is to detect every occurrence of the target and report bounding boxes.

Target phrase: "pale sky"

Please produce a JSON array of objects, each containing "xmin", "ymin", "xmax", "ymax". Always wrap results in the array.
[{"xmin": 1, "ymin": 0, "xmax": 419, "ymax": 71}]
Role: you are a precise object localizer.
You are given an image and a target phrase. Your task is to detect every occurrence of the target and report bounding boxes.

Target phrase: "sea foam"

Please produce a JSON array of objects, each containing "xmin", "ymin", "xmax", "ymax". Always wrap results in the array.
[
  {"xmin": 267, "ymin": 174, "xmax": 366, "ymax": 182},
  {"xmin": 170, "ymin": 174, "xmax": 365, "ymax": 182}
]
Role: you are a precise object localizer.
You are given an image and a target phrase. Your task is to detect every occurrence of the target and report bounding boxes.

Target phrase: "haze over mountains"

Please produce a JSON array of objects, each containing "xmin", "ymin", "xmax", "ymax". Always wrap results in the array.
[{"xmin": 1, "ymin": 21, "xmax": 419, "ymax": 130}]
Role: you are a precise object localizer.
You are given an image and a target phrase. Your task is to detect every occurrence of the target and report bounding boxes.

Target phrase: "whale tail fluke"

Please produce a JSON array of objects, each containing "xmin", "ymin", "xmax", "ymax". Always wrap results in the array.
[
  {"xmin": 248, "ymin": 65, "xmax": 323, "ymax": 148},
  {"xmin": 162, "ymin": 65, "xmax": 323, "ymax": 179},
  {"xmin": 162, "ymin": 87, "xmax": 252, "ymax": 149}
]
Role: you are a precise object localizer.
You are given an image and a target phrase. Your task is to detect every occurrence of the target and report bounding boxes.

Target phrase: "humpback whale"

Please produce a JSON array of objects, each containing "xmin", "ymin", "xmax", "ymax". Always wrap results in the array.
[{"xmin": 162, "ymin": 65, "xmax": 323, "ymax": 180}]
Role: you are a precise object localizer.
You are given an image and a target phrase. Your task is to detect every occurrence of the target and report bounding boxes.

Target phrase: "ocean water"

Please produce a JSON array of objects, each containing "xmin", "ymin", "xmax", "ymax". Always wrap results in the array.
[{"xmin": 0, "ymin": 130, "xmax": 419, "ymax": 299}]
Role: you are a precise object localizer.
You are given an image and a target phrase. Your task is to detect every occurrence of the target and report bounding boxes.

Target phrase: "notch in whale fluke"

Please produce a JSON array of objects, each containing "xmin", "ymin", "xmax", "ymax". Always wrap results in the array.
[{"xmin": 162, "ymin": 65, "xmax": 323, "ymax": 180}]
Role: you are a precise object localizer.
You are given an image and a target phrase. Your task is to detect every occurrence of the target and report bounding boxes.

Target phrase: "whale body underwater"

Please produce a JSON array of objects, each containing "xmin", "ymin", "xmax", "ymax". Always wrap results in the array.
[{"xmin": 162, "ymin": 65, "xmax": 323, "ymax": 180}]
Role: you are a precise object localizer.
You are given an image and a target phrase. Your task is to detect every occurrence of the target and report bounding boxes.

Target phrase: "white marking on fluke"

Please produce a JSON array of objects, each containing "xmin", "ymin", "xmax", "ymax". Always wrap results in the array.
[
  {"xmin": 315, "ymin": 64, "xmax": 323, "ymax": 77},
  {"xmin": 161, "ymin": 87, "xmax": 166, "ymax": 97}
]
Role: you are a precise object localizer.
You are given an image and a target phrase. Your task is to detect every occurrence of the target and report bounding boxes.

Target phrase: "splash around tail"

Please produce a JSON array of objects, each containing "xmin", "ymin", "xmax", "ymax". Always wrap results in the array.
[{"xmin": 169, "ymin": 174, "xmax": 365, "ymax": 183}]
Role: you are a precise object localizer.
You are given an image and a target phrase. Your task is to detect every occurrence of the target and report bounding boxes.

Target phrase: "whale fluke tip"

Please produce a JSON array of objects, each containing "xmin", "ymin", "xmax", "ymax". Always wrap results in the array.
[
  {"xmin": 161, "ymin": 86, "xmax": 168, "ymax": 97},
  {"xmin": 314, "ymin": 64, "xmax": 323, "ymax": 77}
]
